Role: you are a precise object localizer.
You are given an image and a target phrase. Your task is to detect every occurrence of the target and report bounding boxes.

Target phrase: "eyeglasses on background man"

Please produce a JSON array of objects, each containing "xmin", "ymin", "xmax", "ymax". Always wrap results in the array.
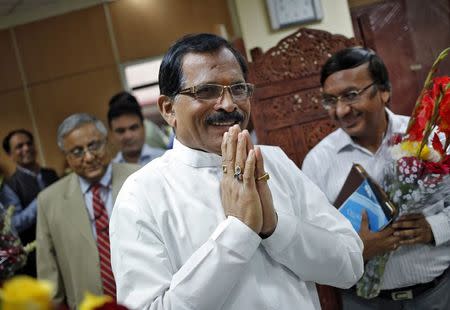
[{"xmin": 321, "ymin": 82, "xmax": 375, "ymax": 110}]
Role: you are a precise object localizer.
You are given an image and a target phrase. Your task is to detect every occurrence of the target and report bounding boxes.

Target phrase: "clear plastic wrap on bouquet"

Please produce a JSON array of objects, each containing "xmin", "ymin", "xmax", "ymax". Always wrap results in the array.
[
  {"xmin": 357, "ymin": 140, "xmax": 450, "ymax": 299},
  {"xmin": 357, "ymin": 46, "xmax": 450, "ymax": 299},
  {"xmin": 0, "ymin": 205, "xmax": 28, "ymax": 280},
  {"xmin": 383, "ymin": 148, "xmax": 450, "ymax": 217}
]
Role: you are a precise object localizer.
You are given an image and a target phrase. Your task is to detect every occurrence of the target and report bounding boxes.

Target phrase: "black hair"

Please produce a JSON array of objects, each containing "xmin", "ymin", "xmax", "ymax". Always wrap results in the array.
[
  {"xmin": 3, "ymin": 129, "xmax": 34, "ymax": 154},
  {"xmin": 158, "ymin": 33, "xmax": 248, "ymax": 98},
  {"xmin": 107, "ymin": 91, "xmax": 144, "ymax": 127},
  {"xmin": 320, "ymin": 47, "xmax": 391, "ymax": 91}
]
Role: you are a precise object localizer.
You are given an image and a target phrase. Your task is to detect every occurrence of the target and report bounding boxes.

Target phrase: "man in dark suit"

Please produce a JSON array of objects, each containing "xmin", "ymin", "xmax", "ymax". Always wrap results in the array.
[
  {"xmin": 2, "ymin": 129, "xmax": 59, "ymax": 276},
  {"xmin": 36, "ymin": 113, "xmax": 138, "ymax": 309}
]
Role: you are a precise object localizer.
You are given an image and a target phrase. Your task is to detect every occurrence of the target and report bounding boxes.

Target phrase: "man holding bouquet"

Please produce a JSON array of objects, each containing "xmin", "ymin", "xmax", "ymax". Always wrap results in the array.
[{"xmin": 302, "ymin": 47, "xmax": 450, "ymax": 309}]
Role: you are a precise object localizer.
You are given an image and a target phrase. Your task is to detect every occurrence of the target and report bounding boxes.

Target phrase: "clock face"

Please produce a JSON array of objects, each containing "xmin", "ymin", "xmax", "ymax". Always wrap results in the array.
[{"xmin": 266, "ymin": 0, "xmax": 323, "ymax": 30}]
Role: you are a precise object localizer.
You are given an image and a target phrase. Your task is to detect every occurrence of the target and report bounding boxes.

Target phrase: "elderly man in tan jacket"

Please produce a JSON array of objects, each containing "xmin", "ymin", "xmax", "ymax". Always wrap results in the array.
[{"xmin": 37, "ymin": 113, "xmax": 138, "ymax": 309}]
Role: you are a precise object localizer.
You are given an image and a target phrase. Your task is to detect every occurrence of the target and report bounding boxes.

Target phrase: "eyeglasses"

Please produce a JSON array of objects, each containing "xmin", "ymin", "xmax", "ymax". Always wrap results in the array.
[
  {"xmin": 178, "ymin": 83, "xmax": 254, "ymax": 101},
  {"xmin": 321, "ymin": 82, "xmax": 375, "ymax": 110},
  {"xmin": 66, "ymin": 140, "xmax": 106, "ymax": 159}
]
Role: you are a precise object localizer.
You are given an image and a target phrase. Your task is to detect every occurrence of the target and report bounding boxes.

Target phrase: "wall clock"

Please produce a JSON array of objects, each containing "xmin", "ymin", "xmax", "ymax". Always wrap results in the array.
[{"xmin": 266, "ymin": 0, "xmax": 323, "ymax": 30}]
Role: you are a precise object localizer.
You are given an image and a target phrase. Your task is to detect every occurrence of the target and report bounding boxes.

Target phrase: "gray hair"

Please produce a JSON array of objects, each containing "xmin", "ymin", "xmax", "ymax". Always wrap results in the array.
[{"xmin": 57, "ymin": 113, "xmax": 107, "ymax": 150}]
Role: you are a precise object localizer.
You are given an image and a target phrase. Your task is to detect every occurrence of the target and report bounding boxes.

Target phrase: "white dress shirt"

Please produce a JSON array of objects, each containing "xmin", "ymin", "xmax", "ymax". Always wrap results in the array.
[
  {"xmin": 113, "ymin": 143, "xmax": 165, "ymax": 166},
  {"xmin": 302, "ymin": 109, "xmax": 450, "ymax": 289},
  {"xmin": 110, "ymin": 139, "xmax": 363, "ymax": 310}
]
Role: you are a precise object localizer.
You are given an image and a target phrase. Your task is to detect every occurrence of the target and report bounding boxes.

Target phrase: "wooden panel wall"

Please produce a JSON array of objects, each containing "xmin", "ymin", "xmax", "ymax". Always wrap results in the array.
[
  {"xmin": 347, "ymin": 0, "xmax": 385, "ymax": 8},
  {"xmin": 0, "ymin": 0, "xmax": 234, "ymax": 175},
  {"xmin": 0, "ymin": 29, "xmax": 27, "ymax": 175},
  {"xmin": 109, "ymin": 0, "xmax": 235, "ymax": 62},
  {"xmin": 0, "ymin": 30, "xmax": 21, "ymax": 92},
  {"xmin": 15, "ymin": 6, "xmax": 116, "ymax": 84}
]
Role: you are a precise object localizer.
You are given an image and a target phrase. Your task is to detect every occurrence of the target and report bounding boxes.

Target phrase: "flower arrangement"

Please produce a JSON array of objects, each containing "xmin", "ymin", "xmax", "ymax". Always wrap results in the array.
[
  {"xmin": 0, "ymin": 205, "xmax": 35, "ymax": 280},
  {"xmin": 383, "ymin": 56, "xmax": 450, "ymax": 215},
  {"xmin": 383, "ymin": 46, "xmax": 450, "ymax": 217},
  {"xmin": 0, "ymin": 276, "xmax": 128, "ymax": 310},
  {"xmin": 356, "ymin": 47, "xmax": 450, "ymax": 299}
]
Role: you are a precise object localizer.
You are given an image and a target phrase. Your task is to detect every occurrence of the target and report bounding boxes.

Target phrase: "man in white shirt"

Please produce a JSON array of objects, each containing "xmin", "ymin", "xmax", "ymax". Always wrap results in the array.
[
  {"xmin": 108, "ymin": 91, "xmax": 165, "ymax": 166},
  {"xmin": 302, "ymin": 47, "xmax": 450, "ymax": 309},
  {"xmin": 110, "ymin": 33, "xmax": 364, "ymax": 310}
]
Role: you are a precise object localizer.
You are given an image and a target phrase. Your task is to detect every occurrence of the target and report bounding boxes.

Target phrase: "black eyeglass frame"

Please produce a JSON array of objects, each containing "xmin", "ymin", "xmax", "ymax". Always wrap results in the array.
[
  {"xmin": 321, "ymin": 82, "xmax": 376, "ymax": 110},
  {"xmin": 177, "ymin": 83, "xmax": 255, "ymax": 101}
]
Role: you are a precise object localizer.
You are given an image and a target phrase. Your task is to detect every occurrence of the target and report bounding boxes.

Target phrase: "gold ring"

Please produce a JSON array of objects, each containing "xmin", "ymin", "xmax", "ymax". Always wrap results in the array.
[
  {"xmin": 256, "ymin": 172, "xmax": 270, "ymax": 182},
  {"xmin": 222, "ymin": 165, "xmax": 227, "ymax": 174}
]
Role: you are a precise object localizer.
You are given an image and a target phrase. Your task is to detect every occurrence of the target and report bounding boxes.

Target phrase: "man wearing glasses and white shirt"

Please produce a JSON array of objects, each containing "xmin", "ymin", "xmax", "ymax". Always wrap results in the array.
[
  {"xmin": 36, "ymin": 113, "xmax": 138, "ymax": 309},
  {"xmin": 110, "ymin": 33, "xmax": 364, "ymax": 310},
  {"xmin": 302, "ymin": 47, "xmax": 450, "ymax": 309}
]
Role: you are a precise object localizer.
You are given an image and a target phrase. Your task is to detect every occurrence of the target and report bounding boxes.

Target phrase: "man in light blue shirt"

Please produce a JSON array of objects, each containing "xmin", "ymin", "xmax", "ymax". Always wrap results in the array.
[
  {"xmin": 2, "ymin": 129, "xmax": 59, "ymax": 277},
  {"xmin": 108, "ymin": 91, "xmax": 165, "ymax": 165},
  {"xmin": 0, "ymin": 182, "xmax": 35, "ymax": 234}
]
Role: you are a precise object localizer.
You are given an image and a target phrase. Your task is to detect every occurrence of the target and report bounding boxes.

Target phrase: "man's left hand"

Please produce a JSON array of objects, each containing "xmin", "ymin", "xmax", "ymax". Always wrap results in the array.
[{"xmin": 392, "ymin": 213, "xmax": 434, "ymax": 245}]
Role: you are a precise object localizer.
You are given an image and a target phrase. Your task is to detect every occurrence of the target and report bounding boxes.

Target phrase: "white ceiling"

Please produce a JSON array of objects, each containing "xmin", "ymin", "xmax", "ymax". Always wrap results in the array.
[{"xmin": 0, "ymin": 0, "xmax": 113, "ymax": 29}]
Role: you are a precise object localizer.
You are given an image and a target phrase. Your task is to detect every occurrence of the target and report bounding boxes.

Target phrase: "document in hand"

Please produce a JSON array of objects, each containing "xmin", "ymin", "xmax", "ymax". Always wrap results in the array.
[{"xmin": 335, "ymin": 164, "xmax": 397, "ymax": 232}]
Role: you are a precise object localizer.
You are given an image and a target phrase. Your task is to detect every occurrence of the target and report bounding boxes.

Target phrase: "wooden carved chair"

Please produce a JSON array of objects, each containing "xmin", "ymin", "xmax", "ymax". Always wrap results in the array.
[
  {"xmin": 248, "ymin": 28, "xmax": 358, "ymax": 310},
  {"xmin": 248, "ymin": 28, "xmax": 358, "ymax": 167}
]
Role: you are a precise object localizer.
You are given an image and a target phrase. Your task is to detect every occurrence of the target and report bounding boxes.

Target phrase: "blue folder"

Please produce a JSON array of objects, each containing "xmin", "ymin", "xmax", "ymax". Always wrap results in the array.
[{"xmin": 338, "ymin": 179, "xmax": 390, "ymax": 232}]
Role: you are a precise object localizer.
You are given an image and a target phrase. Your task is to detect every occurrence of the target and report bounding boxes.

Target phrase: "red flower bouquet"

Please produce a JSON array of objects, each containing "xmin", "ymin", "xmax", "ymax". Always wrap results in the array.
[
  {"xmin": 384, "ymin": 47, "xmax": 450, "ymax": 217},
  {"xmin": 357, "ymin": 47, "xmax": 450, "ymax": 299}
]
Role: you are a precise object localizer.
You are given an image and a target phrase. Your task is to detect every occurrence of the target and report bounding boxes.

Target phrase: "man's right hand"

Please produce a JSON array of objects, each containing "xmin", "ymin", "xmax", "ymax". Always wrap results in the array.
[
  {"xmin": 359, "ymin": 211, "xmax": 399, "ymax": 261},
  {"xmin": 220, "ymin": 125, "xmax": 263, "ymax": 233}
]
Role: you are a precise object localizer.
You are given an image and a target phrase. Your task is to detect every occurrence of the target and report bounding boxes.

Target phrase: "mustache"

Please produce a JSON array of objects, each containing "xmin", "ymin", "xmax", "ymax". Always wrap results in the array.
[{"xmin": 206, "ymin": 111, "xmax": 245, "ymax": 125}]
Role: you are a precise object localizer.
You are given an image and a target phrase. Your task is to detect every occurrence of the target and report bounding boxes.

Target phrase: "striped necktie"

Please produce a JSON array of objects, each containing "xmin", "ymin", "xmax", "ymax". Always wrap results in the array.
[{"xmin": 92, "ymin": 183, "xmax": 116, "ymax": 299}]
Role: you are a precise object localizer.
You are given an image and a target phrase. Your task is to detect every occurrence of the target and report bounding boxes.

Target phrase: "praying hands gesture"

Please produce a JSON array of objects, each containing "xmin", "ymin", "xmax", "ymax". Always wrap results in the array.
[{"xmin": 220, "ymin": 125, "xmax": 277, "ymax": 237}]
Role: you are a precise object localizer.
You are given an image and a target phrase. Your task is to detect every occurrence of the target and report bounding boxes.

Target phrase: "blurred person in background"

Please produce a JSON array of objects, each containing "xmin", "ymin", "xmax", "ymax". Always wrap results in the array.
[
  {"xmin": 2, "ymin": 129, "xmax": 59, "ymax": 277},
  {"xmin": 108, "ymin": 91, "xmax": 165, "ymax": 165}
]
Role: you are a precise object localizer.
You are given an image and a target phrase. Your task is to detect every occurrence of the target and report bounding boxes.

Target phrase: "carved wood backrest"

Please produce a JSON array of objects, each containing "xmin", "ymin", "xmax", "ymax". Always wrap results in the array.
[{"xmin": 248, "ymin": 28, "xmax": 358, "ymax": 167}]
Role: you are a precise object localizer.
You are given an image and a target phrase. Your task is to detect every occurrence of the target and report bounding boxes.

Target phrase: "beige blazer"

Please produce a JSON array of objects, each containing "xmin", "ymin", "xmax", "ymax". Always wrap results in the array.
[{"xmin": 36, "ymin": 163, "xmax": 139, "ymax": 310}]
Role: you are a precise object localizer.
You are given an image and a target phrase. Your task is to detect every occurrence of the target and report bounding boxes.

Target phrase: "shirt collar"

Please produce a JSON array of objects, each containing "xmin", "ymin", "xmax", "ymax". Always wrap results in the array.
[
  {"xmin": 79, "ymin": 163, "xmax": 113, "ymax": 194},
  {"xmin": 114, "ymin": 144, "xmax": 153, "ymax": 163},
  {"xmin": 17, "ymin": 165, "xmax": 40, "ymax": 178},
  {"xmin": 114, "ymin": 151, "xmax": 125, "ymax": 163},
  {"xmin": 334, "ymin": 108, "xmax": 396, "ymax": 153},
  {"xmin": 139, "ymin": 144, "xmax": 154, "ymax": 161},
  {"xmin": 172, "ymin": 138, "xmax": 222, "ymax": 168}
]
